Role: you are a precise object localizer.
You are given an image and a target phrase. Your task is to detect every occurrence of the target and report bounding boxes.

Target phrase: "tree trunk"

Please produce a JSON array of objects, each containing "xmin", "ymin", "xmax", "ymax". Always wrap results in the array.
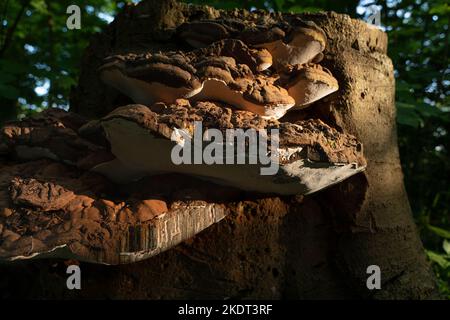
[{"xmin": 0, "ymin": 0, "xmax": 438, "ymax": 299}]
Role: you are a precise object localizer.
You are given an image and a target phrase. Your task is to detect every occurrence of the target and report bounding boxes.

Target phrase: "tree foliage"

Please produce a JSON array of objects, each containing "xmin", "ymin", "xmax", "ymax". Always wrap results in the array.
[
  {"xmin": 0, "ymin": 0, "xmax": 127, "ymax": 121},
  {"xmin": 0, "ymin": 0, "xmax": 449, "ymax": 297}
]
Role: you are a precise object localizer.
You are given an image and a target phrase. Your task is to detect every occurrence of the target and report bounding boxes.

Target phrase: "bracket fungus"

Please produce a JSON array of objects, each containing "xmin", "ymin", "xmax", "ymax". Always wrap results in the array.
[
  {"xmin": 99, "ymin": 52, "xmax": 203, "ymax": 105},
  {"xmin": 0, "ymin": 11, "xmax": 366, "ymax": 264},
  {"xmin": 0, "ymin": 108, "xmax": 113, "ymax": 170},
  {"xmin": 0, "ymin": 159, "xmax": 227, "ymax": 264},
  {"xmin": 279, "ymin": 63, "xmax": 339, "ymax": 108},
  {"xmin": 80, "ymin": 102, "xmax": 365, "ymax": 195},
  {"xmin": 191, "ymin": 56, "xmax": 295, "ymax": 119},
  {"xmin": 177, "ymin": 18, "xmax": 327, "ymax": 69},
  {"xmin": 98, "ymin": 37, "xmax": 338, "ymax": 118},
  {"xmin": 188, "ymin": 39, "xmax": 273, "ymax": 72},
  {"xmin": 0, "ymin": 110, "xmax": 233, "ymax": 264}
]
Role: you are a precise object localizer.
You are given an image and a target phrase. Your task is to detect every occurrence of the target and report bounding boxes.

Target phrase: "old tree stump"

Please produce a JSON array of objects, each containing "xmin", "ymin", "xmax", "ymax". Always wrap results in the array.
[{"xmin": 0, "ymin": 0, "xmax": 438, "ymax": 299}]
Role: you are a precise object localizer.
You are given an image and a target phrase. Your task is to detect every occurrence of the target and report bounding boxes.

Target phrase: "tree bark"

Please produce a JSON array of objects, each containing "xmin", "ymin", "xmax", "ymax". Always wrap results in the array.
[{"xmin": 0, "ymin": 0, "xmax": 438, "ymax": 299}]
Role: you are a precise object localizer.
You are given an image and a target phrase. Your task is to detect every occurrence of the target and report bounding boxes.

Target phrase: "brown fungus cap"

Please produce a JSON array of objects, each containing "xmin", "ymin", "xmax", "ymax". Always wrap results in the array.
[
  {"xmin": 98, "ymin": 52, "xmax": 203, "ymax": 106},
  {"xmin": 188, "ymin": 39, "xmax": 272, "ymax": 72},
  {"xmin": 0, "ymin": 159, "xmax": 227, "ymax": 264},
  {"xmin": 278, "ymin": 63, "xmax": 339, "ymax": 108},
  {"xmin": 177, "ymin": 18, "xmax": 327, "ymax": 68},
  {"xmin": 192, "ymin": 56, "xmax": 295, "ymax": 119},
  {"xmin": 0, "ymin": 108, "xmax": 113, "ymax": 170}
]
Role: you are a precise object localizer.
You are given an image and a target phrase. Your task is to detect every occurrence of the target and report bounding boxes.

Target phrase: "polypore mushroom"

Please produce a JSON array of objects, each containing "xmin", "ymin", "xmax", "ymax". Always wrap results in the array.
[
  {"xmin": 191, "ymin": 56, "xmax": 295, "ymax": 119},
  {"xmin": 278, "ymin": 63, "xmax": 339, "ymax": 108},
  {"xmin": 98, "ymin": 52, "xmax": 203, "ymax": 105},
  {"xmin": 0, "ymin": 94, "xmax": 360, "ymax": 265},
  {"xmin": 188, "ymin": 39, "xmax": 273, "ymax": 72},
  {"xmin": 0, "ymin": 109, "xmax": 234, "ymax": 264},
  {"xmin": 0, "ymin": 108, "xmax": 113, "ymax": 169},
  {"xmin": 176, "ymin": 20, "xmax": 232, "ymax": 48},
  {"xmin": 177, "ymin": 18, "xmax": 327, "ymax": 69},
  {"xmin": 98, "ymin": 40, "xmax": 273, "ymax": 109},
  {"xmin": 0, "ymin": 159, "xmax": 227, "ymax": 264},
  {"xmin": 244, "ymin": 20, "xmax": 327, "ymax": 69},
  {"xmin": 80, "ymin": 102, "xmax": 366, "ymax": 195}
]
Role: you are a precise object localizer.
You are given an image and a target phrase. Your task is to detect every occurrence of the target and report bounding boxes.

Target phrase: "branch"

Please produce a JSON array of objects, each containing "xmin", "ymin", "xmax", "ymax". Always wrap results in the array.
[
  {"xmin": 0, "ymin": 0, "xmax": 10, "ymax": 44},
  {"xmin": 46, "ymin": 7, "xmax": 54, "ymax": 107},
  {"xmin": 0, "ymin": 0, "xmax": 30, "ymax": 58}
]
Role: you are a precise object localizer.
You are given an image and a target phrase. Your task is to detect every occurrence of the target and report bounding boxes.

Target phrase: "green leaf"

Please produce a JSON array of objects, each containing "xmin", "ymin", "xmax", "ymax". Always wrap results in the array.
[
  {"xmin": 273, "ymin": 0, "xmax": 285, "ymax": 10},
  {"xmin": 396, "ymin": 102, "xmax": 423, "ymax": 127},
  {"xmin": 429, "ymin": 4, "xmax": 450, "ymax": 15},
  {"xmin": 287, "ymin": 5, "xmax": 322, "ymax": 13},
  {"xmin": 443, "ymin": 240, "xmax": 450, "ymax": 255},
  {"xmin": 428, "ymin": 225, "xmax": 450, "ymax": 239},
  {"xmin": 426, "ymin": 250, "xmax": 450, "ymax": 269},
  {"xmin": 30, "ymin": 0, "xmax": 49, "ymax": 15},
  {"xmin": 417, "ymin": 104, "xmax": 444, "ymax": 118}
]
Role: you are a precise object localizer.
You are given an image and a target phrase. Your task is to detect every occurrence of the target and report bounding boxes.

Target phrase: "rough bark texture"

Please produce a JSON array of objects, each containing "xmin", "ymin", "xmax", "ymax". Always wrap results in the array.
[{"xmin": 0, "ymin": 0, "xmax": 438, "ymax": 299}]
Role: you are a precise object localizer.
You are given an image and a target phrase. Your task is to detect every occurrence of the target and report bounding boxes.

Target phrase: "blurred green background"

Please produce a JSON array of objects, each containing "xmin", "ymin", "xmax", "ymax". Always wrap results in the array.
[{"xmin": 0, "ymin": 0, "xmax": 449, "ymax": 297}]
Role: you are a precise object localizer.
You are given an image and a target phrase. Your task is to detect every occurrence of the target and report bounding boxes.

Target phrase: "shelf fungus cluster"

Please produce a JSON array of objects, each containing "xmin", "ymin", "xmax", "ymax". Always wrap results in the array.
[
  {"xmin": 0, "ymin": 16, "xmax": 366, "ymax": 264},
  {"xmin": 99, "ymin": 33, "xmax": 338, "ymax": 119}
]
